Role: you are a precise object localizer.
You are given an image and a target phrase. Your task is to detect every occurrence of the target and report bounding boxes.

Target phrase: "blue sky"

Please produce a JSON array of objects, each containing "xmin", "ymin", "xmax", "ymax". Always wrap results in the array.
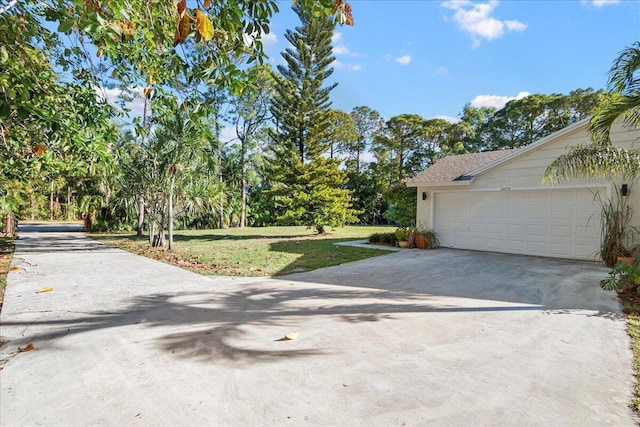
[{"xmin": 261, "ymin": 0, "xmax": 640, "ymax": 122}]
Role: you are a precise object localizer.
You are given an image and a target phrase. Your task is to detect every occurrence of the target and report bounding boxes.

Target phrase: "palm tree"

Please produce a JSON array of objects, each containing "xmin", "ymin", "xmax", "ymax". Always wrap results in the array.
[
  {"xmin": 544, "ymin": 41, "xmax": 640, "ymax": 183},
  {"xmin": 590, "ymin": 42, "xmax": 640, "ymax": 144}
]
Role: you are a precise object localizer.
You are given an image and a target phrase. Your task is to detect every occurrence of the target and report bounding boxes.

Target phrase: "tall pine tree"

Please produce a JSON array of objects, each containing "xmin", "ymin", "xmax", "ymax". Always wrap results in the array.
[{"xmin": 266, "ymin": 5, "xmax": 359, "ymax": 234}]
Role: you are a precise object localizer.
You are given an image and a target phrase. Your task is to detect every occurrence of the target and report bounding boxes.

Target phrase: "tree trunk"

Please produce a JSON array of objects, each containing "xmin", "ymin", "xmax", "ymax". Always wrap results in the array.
[
  {"xmin": 240, "ymin": 175, "xmax": 247, "ymax": 228},
  {"xmin": 153, "ymin": 215, "xmax": 165, "ymax": 247},
  {"xmin": 138, "ymin": 89, "xmax": 151, "ymax": 237},
  {"xmin": 30, "ymin": 194, "xmax": 36, "ymax": 221},
  {"xmin": 49, "ymin": 181, "xmax": 54, "ymax": 221},
  {"xmin": 149, "ymin": 217, "xmax": 155, "ymax": 246},
  {"xmin": 240, "ymin": 137, "xmax": 247, "ymax": 228},
  {"xmin": 216, "ymin": 117, "xmax": 225, "ymax": 229},
  {"xmin": 168, "ymin": 178, "xmax": 174, "ymax": 250},
  {"xmin": 137, "ymin": 196, "xmax": 145, "ymax": 236},
  {"xmin": 66, "ymin": 186, "xmax": 72, "ymax": 220}
]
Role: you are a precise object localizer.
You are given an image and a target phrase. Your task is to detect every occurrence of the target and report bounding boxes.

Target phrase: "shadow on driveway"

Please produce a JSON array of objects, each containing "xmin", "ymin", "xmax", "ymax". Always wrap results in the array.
[
  {"xmin": 0, "ymin": 229, "xmax": 635, "ymax": 426},
  {"xmin": 284, "ymin": 248, "xmax": 615, "ymax": 316}
]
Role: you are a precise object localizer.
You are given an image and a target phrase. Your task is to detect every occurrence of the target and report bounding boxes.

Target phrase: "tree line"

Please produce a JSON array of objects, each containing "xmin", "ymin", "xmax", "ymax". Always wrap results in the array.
[{"xmin": 0, "ymin": 1, "xmax": 617, "ymax": 247}]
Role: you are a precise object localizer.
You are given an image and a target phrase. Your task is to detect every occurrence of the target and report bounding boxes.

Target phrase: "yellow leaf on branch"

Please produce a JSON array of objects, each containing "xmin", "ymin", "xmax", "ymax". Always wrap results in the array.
[{"xmin": 195, "ymin": 10, "xmax": 214, "ymax": 41}]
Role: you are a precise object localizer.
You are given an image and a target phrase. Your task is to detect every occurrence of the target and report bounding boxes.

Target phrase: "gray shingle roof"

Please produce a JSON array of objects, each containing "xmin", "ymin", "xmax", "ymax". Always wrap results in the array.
[{"xmin": 408, "ymin": 150, "xmax": 516, "ymax": 186}]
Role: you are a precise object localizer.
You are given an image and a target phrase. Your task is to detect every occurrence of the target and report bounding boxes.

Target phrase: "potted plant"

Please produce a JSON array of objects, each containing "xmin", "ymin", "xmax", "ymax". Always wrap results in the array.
[
  {"xmin": 414, "ymin": 228, "xmax": 439, "ymax": 249},
  {"xmin": 597, "ymin": 186, "xmax": 640, "ymax": 267},
  {"xmin": 601, "ymin": 259, "xmax": 640, "ymax": 291},
  {"xmin": 395, "ymin": 228, "xmax": 409, "ymax": 248},
  {"xmin": 617, "ymin": 246, "xmax": 638, "ymax": 266}
]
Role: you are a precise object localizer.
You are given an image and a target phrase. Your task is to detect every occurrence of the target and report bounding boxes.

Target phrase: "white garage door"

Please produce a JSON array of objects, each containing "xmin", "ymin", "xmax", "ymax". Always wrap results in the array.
[{"xmin": 433, "ymin": 187, "xmax": 605, "ymax": 260}]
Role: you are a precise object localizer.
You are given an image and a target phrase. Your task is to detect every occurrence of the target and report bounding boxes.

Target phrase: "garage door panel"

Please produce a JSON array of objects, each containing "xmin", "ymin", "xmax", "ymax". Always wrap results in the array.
[
  {"xmin": 507, "ymin": 224, "xmax": 527, "ymax": 234},
  {"xmin": 505, "ymin": 239, "xmax": 526, "ymax": 252},
  {"xmin": 528, "ymin": 207, "xmax": 548, "ymax": 220},
  {"xmin": 551, "ymin": 225, "xmax": 572, "ymax": 237},
  {"xmin": 487, "ymin": 208, "xmax": 504, "ymax": 218},
  {"xmin": 433, "ymin": 188, "xmax": 604, "ymax": 260},
  {"xmin": 576, "ymin": 207, "xmax": 597, "ymax": 221},
  {"xmin": 527, "ymin": 241, "xmax": 547, "ymax": 254},
  {"xmin": 576, "ymin": 191, "xmax": 598, "ymax": 203},
  {"xmin": 507, "ymin": 208, "xmax": 526, "ymax": 217},
  {"xmin": 486, "ymin": 223, "xmax": 504, "ymax": 233},
  {"xmin": 579, "ymin": 228, "xmax": 600, "ymax": 240},
  {"xmin": 528, "ymin": 225, "xmax": 548, "ymax": 236},
  {"xmin": 551, "ymin": 208, "xmax": 572, "ymax": 220},
  {"xmin": 550, "ymin": 242, "xmax": 572, "ymax": 255},
  {"xmin": 467, "ymin": 223, "xmax": 485, "ymax": 233},
  {"xmin": 486, "ymin": 238, "xmax": 505, "ymax": 250}
]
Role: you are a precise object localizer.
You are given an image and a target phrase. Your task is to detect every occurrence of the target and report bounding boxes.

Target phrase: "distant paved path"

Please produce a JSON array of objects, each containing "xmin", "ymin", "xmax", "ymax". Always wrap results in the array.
[{"xmin": 0, "ymin": 224, "xmax": 637, "ymax": 426}]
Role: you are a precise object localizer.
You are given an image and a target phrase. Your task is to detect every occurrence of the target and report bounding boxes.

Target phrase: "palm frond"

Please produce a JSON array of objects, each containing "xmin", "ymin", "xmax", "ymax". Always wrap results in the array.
[
  {"xmin": 608, "ymin": 41, "xmax": 640, "ymax": 94},
  {"xmin": 589, "ymin": 42, "xmax": 640, "ymax": 144},
  {"xmin": 590, "ymin": 93, "xmax": 640, "ymax": 144},
  {"xmin": 543, "ymin": 144, "xmax": 640, "ymax": 184}
]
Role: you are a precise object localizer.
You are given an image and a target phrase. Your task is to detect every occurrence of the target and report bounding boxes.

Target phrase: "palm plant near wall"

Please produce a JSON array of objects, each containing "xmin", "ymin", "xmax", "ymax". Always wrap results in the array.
[{"xmin": 544, "ymin": 42, "xmax": 640, "ymax": 184}]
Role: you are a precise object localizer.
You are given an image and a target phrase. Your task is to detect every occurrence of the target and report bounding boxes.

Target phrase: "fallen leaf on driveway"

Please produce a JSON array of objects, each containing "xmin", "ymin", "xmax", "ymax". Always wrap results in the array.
[
  {"xmin": 15, "ymin": 343, "xmax": 35, "ymax": 353},
  {"xmin": 284, "ymin": 332, "xmax": 299, "ymax": 341},
  {"xmin": 37, "ymin": 287, "xmax": 54, "ymax": 293}
]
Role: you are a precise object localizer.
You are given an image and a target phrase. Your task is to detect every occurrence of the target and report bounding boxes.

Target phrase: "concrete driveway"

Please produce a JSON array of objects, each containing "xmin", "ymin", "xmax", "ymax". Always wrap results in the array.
[{"xmin": 0, "ymin": 225, "xmax": 636, "ymax": 426}]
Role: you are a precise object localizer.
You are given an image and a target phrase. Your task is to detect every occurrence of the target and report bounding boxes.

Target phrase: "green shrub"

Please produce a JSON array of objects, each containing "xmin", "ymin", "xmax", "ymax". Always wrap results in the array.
[{"xmin": 369, "ymin": 232, "xmax": 398, "ymax": 245}]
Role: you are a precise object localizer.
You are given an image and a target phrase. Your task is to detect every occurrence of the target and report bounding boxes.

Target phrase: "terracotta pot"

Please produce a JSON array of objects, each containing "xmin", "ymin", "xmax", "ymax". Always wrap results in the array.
[
  {"xmin": 617, "ymin": 256, "xmax": 636, "ymax": 266},
  {"xmin": 415, "ymin": 235, "xmax": 429, "ymax": 249},
  {"xmin": 398, "ymin": 240, "xmax": 409, "ymax": 248}
]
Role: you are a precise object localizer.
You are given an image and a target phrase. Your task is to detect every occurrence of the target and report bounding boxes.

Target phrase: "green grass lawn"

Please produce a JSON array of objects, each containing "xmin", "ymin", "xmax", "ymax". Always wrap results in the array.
[
  {"xmin": 617, "ymin": 286, "xmax": 640, "ymax": 413},
  {"xmin": 94, "ymin": 225, "xmax": 396, "ymax": 276},
  {"xmin": 0, "ymin": 237, "xmax": 15, "ymax": 309}
]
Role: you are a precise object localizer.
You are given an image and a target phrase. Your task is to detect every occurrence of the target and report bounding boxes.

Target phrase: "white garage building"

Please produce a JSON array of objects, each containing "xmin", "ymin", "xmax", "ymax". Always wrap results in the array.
[{"xmin": 407, "ymin": 118, "xmax": 640, "ymax": 261}]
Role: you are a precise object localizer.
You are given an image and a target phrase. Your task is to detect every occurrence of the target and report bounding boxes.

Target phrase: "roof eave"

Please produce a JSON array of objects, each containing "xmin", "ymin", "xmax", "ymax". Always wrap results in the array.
[
  {"xmin": 469, "ymin": 116, "xmax": 592, "ymax": 177},
  {"xmin": 406, "ymin": 178, "xmax": 475, "ymax": 188}
]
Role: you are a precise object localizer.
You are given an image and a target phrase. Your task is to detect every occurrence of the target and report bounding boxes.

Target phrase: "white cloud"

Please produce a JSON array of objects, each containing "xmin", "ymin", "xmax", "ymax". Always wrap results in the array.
[
  {"xmin": 584, "ymin": 0, "xmax": 620, "ymax": 7},
  {"xmin": 332, "ymin": 32, "xmax": 343, "ymax": 43},
  {"xmin": 435, "ymin": 66, "xmax": 449, "ymax": 75},
  {"xmin": 261, "ymin": 32, "xmax": 277, "ymax": 51},
  {"xmin": 242, "ymin": 32, "xmax": 256, "ymax": 48},
  {"xmin": 219, "ymin": 126, "xmax": 238, "ymax": 144},
  {"xmin": 434, "ymin": 115, "xmax": 460, "ymax": 123},
  {"xmin": 470, "ymin": 91, "xmax": 530, "ymax": 109},
  {"xmin": 94, "ymin": 86, "xmax": 146, "ymax": 117},
  {"xmin": 333, "ymin": 45, "xmax": 350, "ymax": 55},
  {"xmin": 332, "ymin": 59, "xmax": 362, "ymax": 72},
  {"xmin": 504, "ymin": 20, "xmax": 527, "ymax": 32},
  {"xmin": 395, "ymin": 55, "xmax": 412, "ymax": 65},
  {"xmin": 94, "ymin": 86, "xmax": 121, "ymax": 108},
  {"xmin": 441, "ymin": 0, "xmax": 527, "ymax": 48}
]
